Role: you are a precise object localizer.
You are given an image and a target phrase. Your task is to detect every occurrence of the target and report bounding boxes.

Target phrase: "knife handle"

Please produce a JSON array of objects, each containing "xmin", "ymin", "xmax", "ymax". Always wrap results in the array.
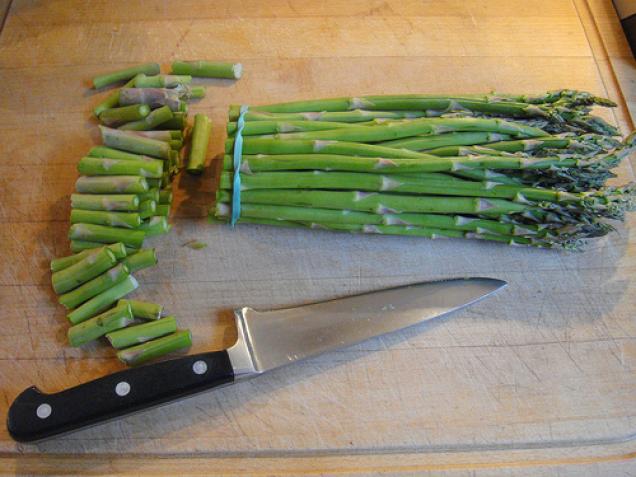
[{"xmin": 6, "ymin": 350, "xmax": 234, "ymax": 442}]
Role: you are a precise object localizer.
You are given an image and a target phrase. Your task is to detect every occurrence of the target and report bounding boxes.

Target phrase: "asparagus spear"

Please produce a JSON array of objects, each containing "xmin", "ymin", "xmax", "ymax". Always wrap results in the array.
[
  {"xmin": 172, "ymin": 60, "xmax": 242, "ymax": 79},
  {"xmin": 134, "ymin": 74, "xmax": 192, "ymax": 88},
  {"xmin": 106, "ymin": 316, "xmax": 177, "ymax": 349},
  {"xmin": 71, "ymin": 193, "xmax": 139, "ymax": 211},
  {"xmin": 120, "ymin": 248, "xmax": 157, "ymax": 273},
  {"xmin": 92, "ymin": 62, "xmax": 160, "ymax": 89},
  {"xmin": 155, "ymin": 204, "xmax": 170, "ymax": 216},
  {"xmin": 51, "ymin": 248, "xmax": 117, "ymax": 294},
  {"xmin": 118, "ymin": 299, "xmax": 163, "ymax": 320},
  {"xmin": 67, "ymin": 275, "xmax": 139, "ymax": 325},
  {"xmin": 378, "ymin": 132, "xmax": 513, "ymax": 150},
  {"xmin": 88, "ymin": 146, "xmax": 146, "ymax": 161},
  {"xmin": 75, "ymin": 176, "xmax": 149, "ymax": 194},
  {"xmin": 68, "ymin": 302, "xmax": 134, "ymax": 346},
  {"xmin": 99, "ymin": 104, "xmax": 150, "ymax": 127},
  {"xmin": 126, "ymin": 130, "xmax": 183, "ymax": 141},
  {"xmin": 137, "ymin": 216, "xmax": 170, "ymax": 236},
  {"xmin": 118, "ymin": 105, "xmax": 174, "ymax": 131},
  {"xmin": 158, "ymin": 189, "xmax": 173, "ymax": 204},
  {"xmin": 154, "ymin": 112, "xmax": 187, "ymax": 130},
  {"xmin": 137, "ymin": 188, "xmax": 160, "ymax": 203},
  {"xmin": 138, "ymin": 200, "xmax": 157, "ymax": 219},
  {"xmin": 78, "ymin": 156, "xmax": 164, "ymax": 178},
  {"xmin": 234, "ymin": 110, "xmax": 428, "ymax": 123},
  {"xmin": 117, "ymin": 330, "xmax": 192, "ymax": 366},
  {"xmin": 70, "ymin": 209, "xmax": 142, "ymax": 228},
  {"xmin": 59, "ymin": 263, "xmax": 130, "ymax": 309},
  {"xmin": 186, "ymin": 113, "xmax": 211, "ymax": 174},
  {"xmin": 227, "ymin": 120, "xmax": 359, "ymax": 136},
  {"xmin": 69, "ymin": 223, "xmax": 146, "ymax": 249},
  {"xmin": 99, "ymin": 126, "xmax": 172, "ymax": 159},
  {"xmin": 50, "ymin": 243, "xmax": 127, "ymax": 272}
]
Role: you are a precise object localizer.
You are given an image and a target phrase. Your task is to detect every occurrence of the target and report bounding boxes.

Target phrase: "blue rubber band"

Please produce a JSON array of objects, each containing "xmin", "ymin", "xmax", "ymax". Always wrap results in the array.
[{"xmin": 231, "ymin": 105, "xmax": 248, "ymax": 226}]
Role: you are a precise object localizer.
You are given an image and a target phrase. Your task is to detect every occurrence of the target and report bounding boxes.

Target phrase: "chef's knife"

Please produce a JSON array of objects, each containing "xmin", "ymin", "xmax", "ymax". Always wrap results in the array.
[{"xmin": 7, "ymin": 277, "xmax": 506, "ymax": 442}]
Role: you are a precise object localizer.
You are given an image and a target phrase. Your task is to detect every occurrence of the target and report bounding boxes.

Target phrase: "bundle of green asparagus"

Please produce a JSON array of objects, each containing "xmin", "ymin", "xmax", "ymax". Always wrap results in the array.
[{"xmin": 216, "ymin": 91, "xmax": 635, "ymax": 249}]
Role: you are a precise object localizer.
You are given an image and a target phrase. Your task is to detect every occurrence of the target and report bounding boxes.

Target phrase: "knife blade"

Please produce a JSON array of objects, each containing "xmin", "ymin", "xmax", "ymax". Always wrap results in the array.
[{"xmin": 7, "ymin": 277, "xmax": 506, "ymax": 442}]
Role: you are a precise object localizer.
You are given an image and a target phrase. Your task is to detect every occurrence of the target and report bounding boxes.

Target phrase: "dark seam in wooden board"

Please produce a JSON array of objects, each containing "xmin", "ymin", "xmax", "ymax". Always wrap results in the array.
[{"xmin": 0, "ymin": 0, "xmax": 13, "ymax": 39}]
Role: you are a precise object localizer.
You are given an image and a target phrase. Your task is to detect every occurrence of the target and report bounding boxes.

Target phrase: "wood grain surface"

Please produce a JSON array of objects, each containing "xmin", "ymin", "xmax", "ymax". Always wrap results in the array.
[{"xmin": 0, "ymin": 0, "xmax": 634, "ymax": 475}]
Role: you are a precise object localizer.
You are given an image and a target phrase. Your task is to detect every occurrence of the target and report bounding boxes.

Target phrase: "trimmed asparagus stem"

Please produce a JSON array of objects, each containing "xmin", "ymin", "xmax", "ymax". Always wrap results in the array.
[
  {"xmin": 136, "ymin": 188, "xmax": 160, "ymax": 203},
  {"xmin": 227, "ymin": 120, "xmax": 357, "ymax": 136},
  {"xmin": 127, "ymin": 130, "xmax": 183, "ymax": 141},
  {"xmin": 75, "ymin": 175, "xmax": 149, "ymax": 194},
  {"xmin": 88, "ymin": 146, "xmax": 146, "ymax": 161},
  {"xmin": 155, "ymin": 112, "xmax": 187, "ymax": 130},
  {"xmin": 118, "ymin": 105, "xmax": 174, "ymax": 131},
  {"xmin": 68, "ymin": 302, "xmax": 134, "ymax": 347},
  {"xmin": 71, "ymin": 193, "xmax": 139, "ymax": 211},
  {"xmin": 106, "ymin": 316, "xmax": 177, "ymax": 349},
  {"xmin": 67, "ymin": 275, "xmax": 139, "ymax": 325},
  {"xmin": 156, "ymin": 204, "xmax": 170, "ymax": 216},
  {"xmin": 169, "ymin": 139, "xmax": 183, "ymax": 150},
  {"xmin": 51, "ymin": 248, "xmax": 117, "ymax": 294},
  {"xmin": 118, "ymin": 299, "xmax": 163, "ymax": 320},
  {"xmin": 78, "ymin": 156, "xmax": 164, "ymax": 178},
  {"xmin": 120, "ymin": 248, "xmax": 157, "ymax": 273},
  {"xmin": 138, "ymin": 216, "xmax": 170, "ymax": 236},
  {"xmin": 134, "ymin": 74, "xmax": 192, "ymax": 88},
  {"xmin": 93, "ymin": 78, "xmax": 136, "ymax": 117},
  {"xmin": 92, "ymin": 62, "xmax": 160, "ymax": 89},
  {"xmin": 70, "ymin": 209, "xmax": 142, "ymax": 229},
  {"xmin": 117, "ymin": 329, "xmax": 192, "ymax": 366},
  {"xmin": 219, "ymin": 189, "xmax": 529, "ymax": 216},
  {"xmin": 172, "ymin": 60, "xmax": 242, "ymax": 79},
  {"xmin": 186, "ymin": 113, "xmax": 211, "ymax": 174},
  {"xmin": 50, "ymin": 243, "xmax": 127, "ymax": 272},
  {"xmin": 119, "ymin": 88, "xmax": 184, "ymax": 112},
  {"xmin": 158, "ymin": 189, "xmax": 173, "ymax": 204},
  {"xmin": 70, "ymin": 240, "xmax": 138, "ymax": 254},
  {"xmin": 100, "ymin": 126, "xmax": 172, "ymax": 159},
  {"xmin": 59, "ymin": 263, "xmax": 130, "ymax": 309},
  {"xmin": 146, "ymin": 178, "xmax": 162, "ymax": 188},
  {"xmin": 138, "ymin": 200, "xmax": 157, "ymax": 219},
  {"xmin": 69, "ymin": 223, "xmax": 146, "ymax": 249},
  {"xmin": 99, "ymin": 104, "xmax": 150, "ymax": 127}
]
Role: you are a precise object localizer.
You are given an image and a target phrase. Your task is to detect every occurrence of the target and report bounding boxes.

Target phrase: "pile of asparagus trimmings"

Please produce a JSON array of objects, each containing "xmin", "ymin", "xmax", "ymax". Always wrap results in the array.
[
  {"xmin": 51, "ymin": 61, "xmax": 240, "ymax": 365},
  {"xmin": 216, "ymin": 91, "xmax": 635, "ymax": 249}
]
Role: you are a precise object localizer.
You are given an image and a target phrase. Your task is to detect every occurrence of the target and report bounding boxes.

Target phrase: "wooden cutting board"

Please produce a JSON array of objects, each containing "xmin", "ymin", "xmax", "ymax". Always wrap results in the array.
[{"xmin": 0, "ymin": 1, "xmax": 634, "ymax": 475}]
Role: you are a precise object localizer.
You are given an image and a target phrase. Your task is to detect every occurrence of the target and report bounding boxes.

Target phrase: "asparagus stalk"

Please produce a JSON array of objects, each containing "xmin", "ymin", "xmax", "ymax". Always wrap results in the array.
[
  {"xmin": 50, "ymin": 243, "xmax": 127, "ymax": 272},
  {"xmin": 70, "ymin": 240, "xmax": 138, "ymax": 254},
  {"xmin": 88, "ymin": 146, "xmax": 146, "ymax": 161},
  {"xmin": 146, "ymin": 178, "xmax": 162, "ymax": 188},
  {"xmin": 75, "ymin": 176, "xmax": 149, "ymax": 194},
  {"xmin": 186, "ymin": 113, "xmax": 211, "ymax": 174},
  {"xmin": 119, "ymin": 88, "xmax": 184, "ymax": 112},
  {"xmin": 137, "ymin": 216, "xmax": 170, "ymax": 236},
  {"xmin": 117, "ymin": 330, "xmax": 192, "ymax": 366},
  {"xmin": 71, "ymin": 193, "xmax": 139, "ymax": 211},
  {"xmin": 106, "ymin": 316, "xmax": 177, "ymax": 349},
  {"xmin": 69, "ymin": 223, "xmax": 146, "ymax": 248},
  {"xmin": 127, "ymin": 130, "xmax": 183, "ymax": 141},
  {"xmin": 378, "ymin": 132, "xmax": 513, "ymax": 150},
  {"xmin": 70, "ymin": 209, "xmax": 142, "ymax": 229},
  {"xmin": 93, "ymin": 78, "xmax": 136, "ymax": 117},
  {"xmin": 120, "ymin": 248, "xmax": 157, "ymax": 273},
  {"xmin": 78, "ymin": 156, "xmax": 164, "ymax": 178},
  {"xmin": 219, "ymin": 189, "xmax": 530, "ymax": 216},
  {"xmin": 99, "ymin": 104, "xmax": 150, "ymax": 127},
  {"xmin": 118, "ymin": 105, "xmax": 174, "ymax": 131},
  {"xmin": 68, "ymin": 302, "xmax": 134, "ymax": 347},
  {"xmin": 227, "ymin": 120, "xmax": 359, "ymax": 136},
  {"xmin": 159, "ymin": 189, "xmax": 173, "ymax": 204},
  {"xmin": 118, "ymin": 299, "xmax": 163, "ymax": 320},
  {"xmin": 155, "ymin": 112, "xmax": 187, "ymax": 130},
  {"xmin": 67, "ymin": 275, "xmax": 139, "ymax": 325},
  {"xmin": 99, "ymin": 126, "xmax": 172, "ymax": 159},
  {"xmin": 134, "ymin": 74, "xmax": 192, "ymax": 88},
  {"xmin": 59, "ymin": 263, "xmax": 130, "ymax": 309},
  {"xmin": 172, "ymin": 60, "xmax": 242, "ymax": 79},
  {"xmin": 235, "ymin": 110, "xmax": 428, "ymax": 123},
  {"xmin": 138, "ymin": 200, "xmax": 157, "ymax": 219},
  {"xmin": 51, "ymin": 248, "xmax": 118, "ymax": 294},
  {"xmin": 92, "ymin": 62, "xmax": 160, "ymax": 89},
  {"xmin": 156, "ymin": 204, "xmax": 170, "ymax": 216},
  {"xmin": 137, "ymin": 188, "xmax": 160, "ymax": 203}
]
